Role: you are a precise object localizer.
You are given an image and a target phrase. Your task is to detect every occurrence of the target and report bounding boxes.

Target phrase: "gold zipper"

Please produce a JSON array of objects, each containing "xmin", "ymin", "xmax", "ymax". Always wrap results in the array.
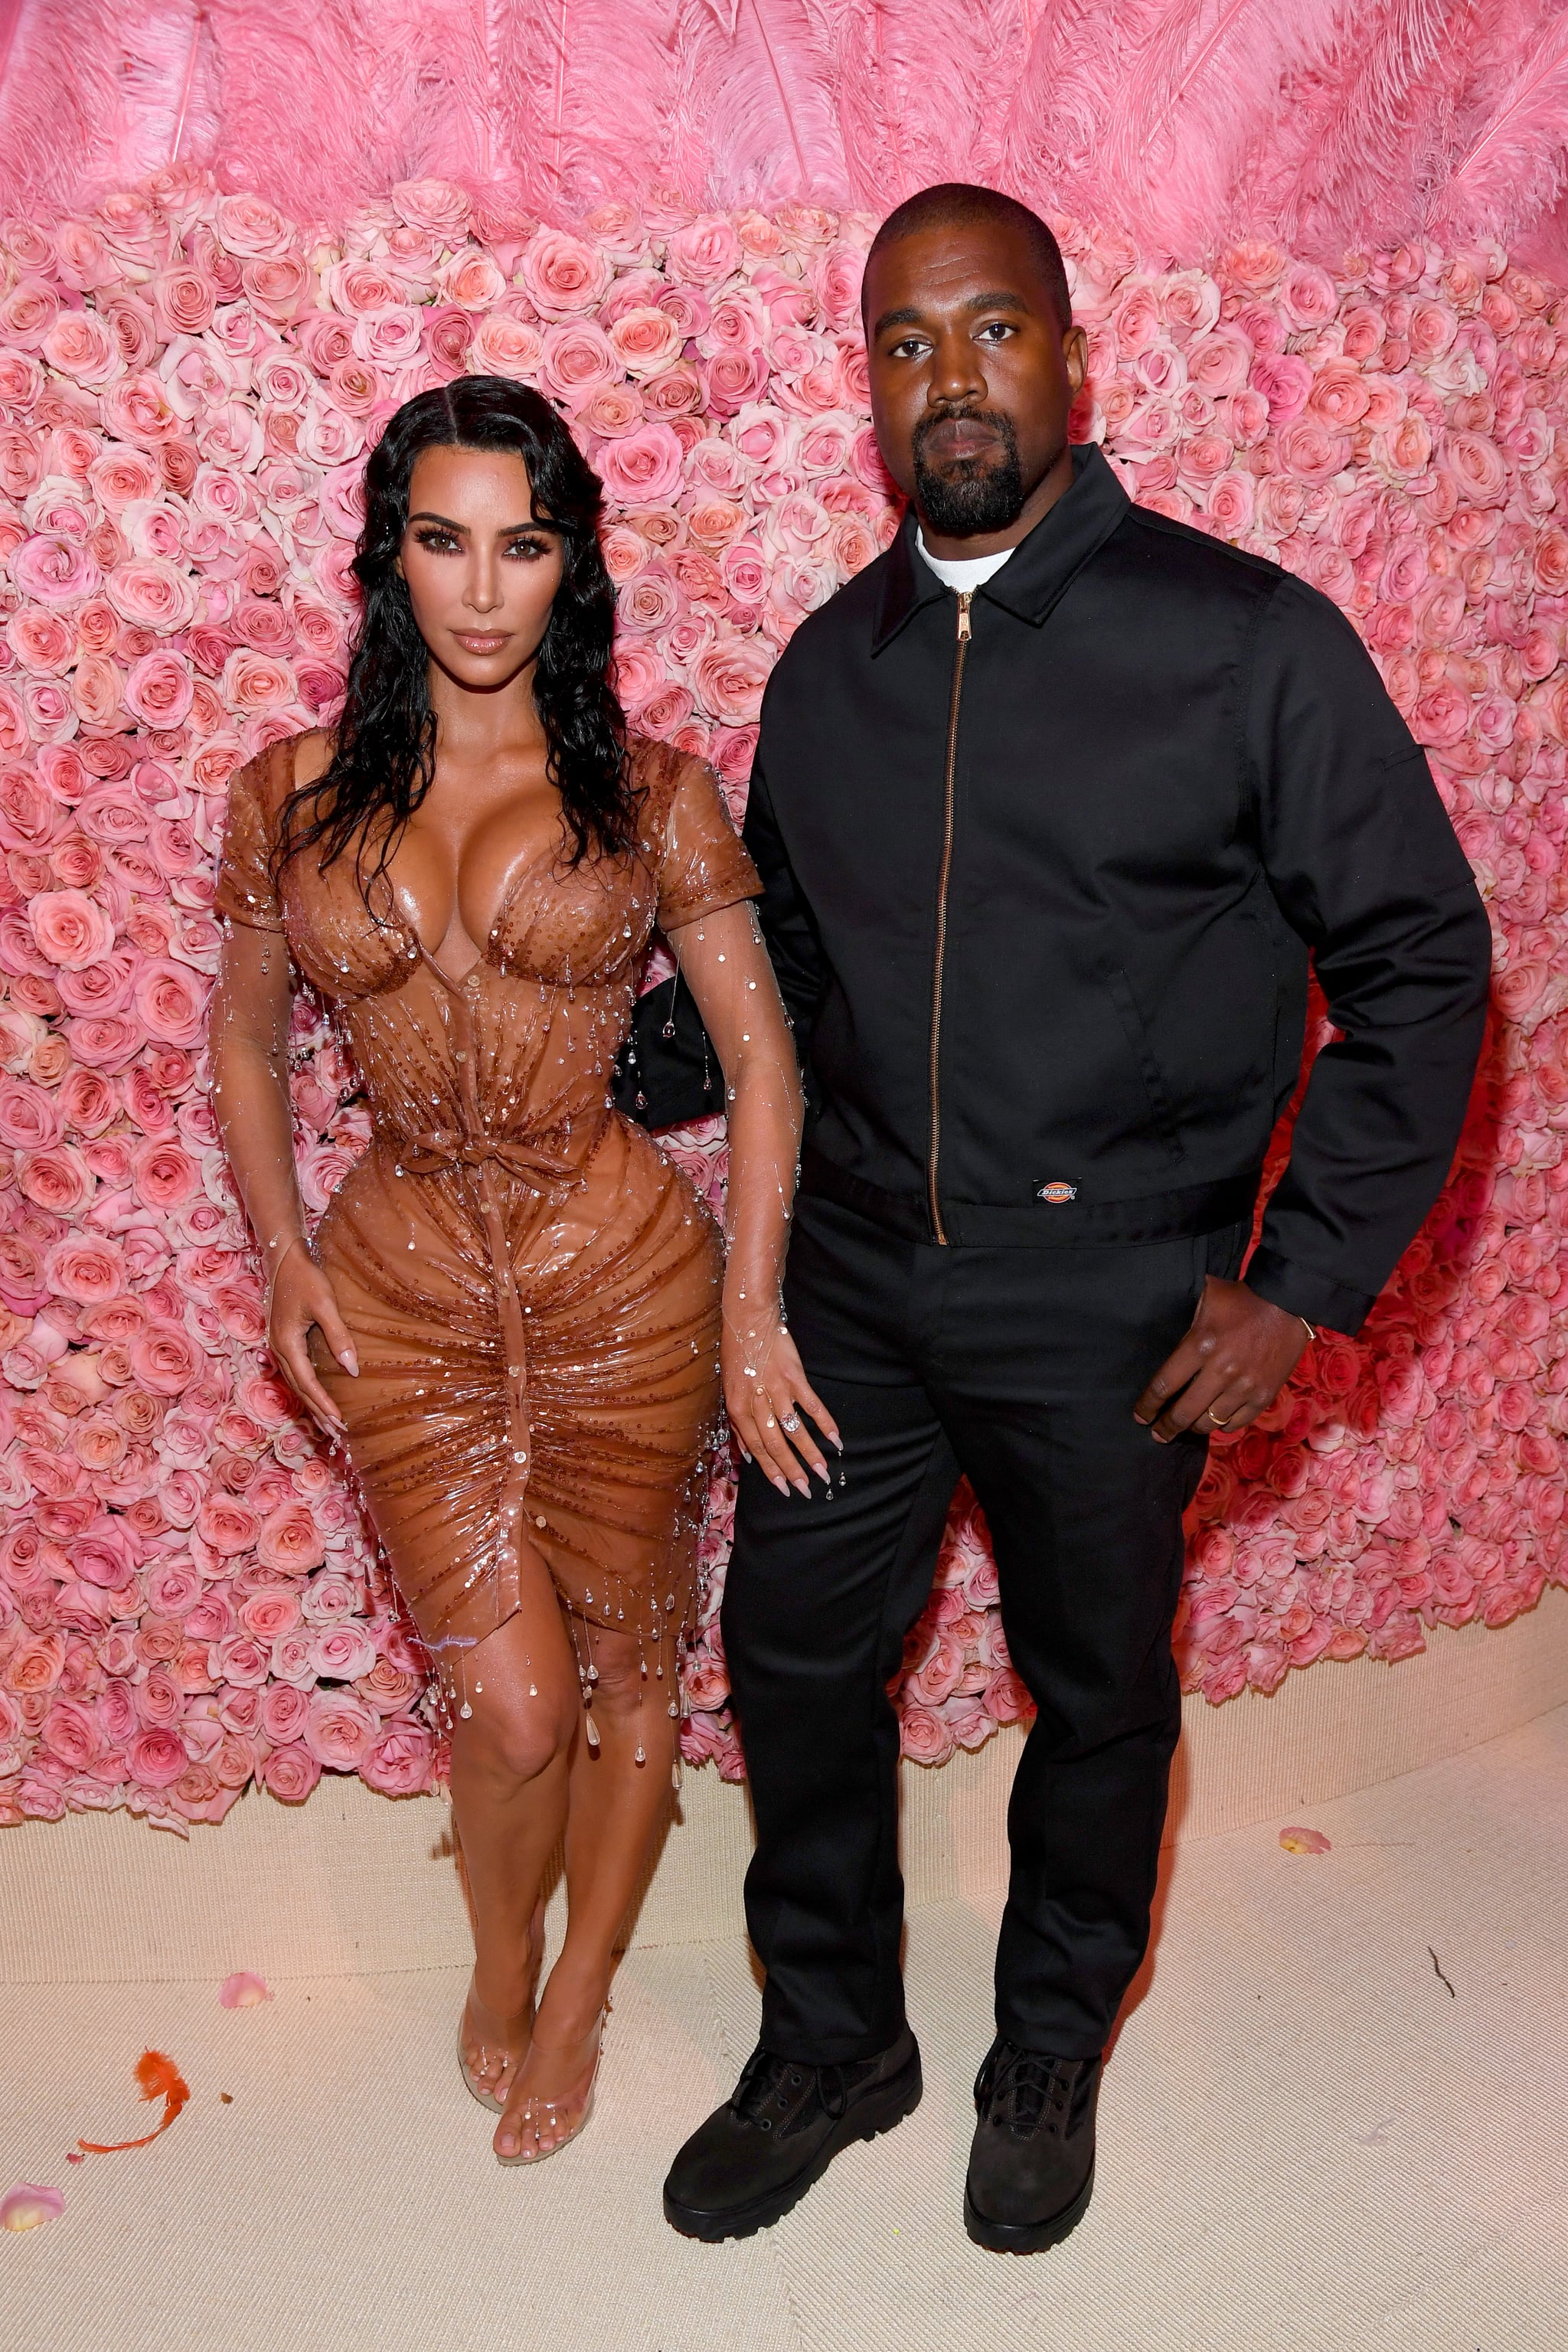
[{"xmin": 927, "ymin": 590, "xmax": 971, "ymax": 1244}]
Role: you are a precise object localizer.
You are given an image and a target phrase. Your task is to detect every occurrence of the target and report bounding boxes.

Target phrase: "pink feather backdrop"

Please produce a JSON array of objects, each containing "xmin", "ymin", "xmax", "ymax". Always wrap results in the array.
[
  {"xmin": 2, "ymin": 4, "xmax": 1568, "ymax": 277},
  {"xmin": 0, "ymin": 8, "xmax": 1565, "ymax": 1828}
]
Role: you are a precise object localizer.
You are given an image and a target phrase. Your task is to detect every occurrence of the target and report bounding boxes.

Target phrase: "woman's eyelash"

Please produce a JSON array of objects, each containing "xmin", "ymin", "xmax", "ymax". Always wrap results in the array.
[{"xmin": 410, "ymin": 530, "xmax": 550, "ymax": 557}]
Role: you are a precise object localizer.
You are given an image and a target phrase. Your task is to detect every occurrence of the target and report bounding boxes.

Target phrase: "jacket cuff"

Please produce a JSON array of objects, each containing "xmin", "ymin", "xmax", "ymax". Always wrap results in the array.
[{"xmin": 1243, "ymin": 1245, "xmax": 1376, "ymax": 1338}]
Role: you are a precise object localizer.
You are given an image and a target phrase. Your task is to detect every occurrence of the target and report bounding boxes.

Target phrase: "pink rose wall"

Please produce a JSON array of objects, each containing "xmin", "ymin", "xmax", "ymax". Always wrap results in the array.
[{"xmin": 0, "ymin": 169, "xmax": 1564, "ymax": 1830}]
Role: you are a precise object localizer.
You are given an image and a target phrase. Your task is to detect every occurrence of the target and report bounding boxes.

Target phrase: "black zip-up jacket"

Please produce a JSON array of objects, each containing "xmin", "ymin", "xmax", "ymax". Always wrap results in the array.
[{"xmin": 742, "ymin": 443, "xmax": 1491, "ymax": 1337}]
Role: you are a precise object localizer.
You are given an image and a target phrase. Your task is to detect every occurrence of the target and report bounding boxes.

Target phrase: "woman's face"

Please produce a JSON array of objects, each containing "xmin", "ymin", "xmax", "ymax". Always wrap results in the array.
[{"xmin": 397, "ymin": 444, "xmax": 567, "ymax": 692}]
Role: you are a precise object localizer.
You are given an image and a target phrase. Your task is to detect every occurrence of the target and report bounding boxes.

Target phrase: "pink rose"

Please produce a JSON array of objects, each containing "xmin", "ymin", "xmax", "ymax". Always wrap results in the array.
[
  {"xmin": 296, "ymin": 402, "xmax": 364, "ymax": 469},
  {"xmin": 260, "ymin": 1681, "xmax": 309, "ymax": 1744},
  {"xmin": 520, "ymin": 228, "xmax": 612, "ymax": 320},
  {"xmin": 6, "ymin": 609, "xmax": 74, "ymax": 675},
  {"xmin": 132, "ymin": 959, "xmax": 207, "ymax": 1047},
  {"xmin": 31, "ymin": 890, "xmax": 116, "ymax": 970},
  {"xmin": 596, "ymin": 422, "xmax": 684, "ymax": 507},
  {"xmin": 1411, "ymin": 684, "xmax": 1471, "ymax": 750},
  {"xmin": 105, "ymin": 557, "xmax": 196, "ymax": 632},
  {"xmin": 39, "ymin": 1697, "xmax": 103, "ymax": 1772},
  {"xmin": 469, "ymin": 314, "xmax": 544, "ymax": 380},
  {"xmin": 12, "ymin": 534, "xmax": 102, "ymax": 606},
  {"xmin": 441, "ymin": 249, "xmax": 507, "ymax": 310},
  {"xmin": 44, "ymin": 1236, "xmax": 124, "ymax": 1303},
  {"xmin": 41, "ymin": 308, "xmax": 120, "ymax": 386},
  {"xmin": 720, "ymin": 538, "xmax": 767, "ymax": 604},
  {"xmin": 390, "ymin": 177, "xmax": 472, "ymax": 242},
  {"xmin": 701, "ymin": 350, "xmax": 768, "ymax": 417},
  {"xmin": 221, "ymin": 646, "xmax": 296, "ymax": 713},
  {"xmin": 609, "ymin": 306, "xmax": 684, "ymax": 381},
  {"xmin": 144, "ymin": 1559, "xmax": 203, "ymax": 1615},
  {"xmin": 256, "ymin": 1501, "xmax": 326, "ymax": 1576},
  {"xmin": 240, "ymin": 1589, "xmax": 301, "ymax": 1642},
  {"xmin": 213, "ymin": 1635, "xmax": 272, "ymax": 1688},
  {"xmin": 360, "ymin": 1718, "xmax": 435, "ymax": 1796},
  {"xmin": 128, "ymin": 1320, "xmax": 199, "ymax": 1396},
  {"xmin": 1276, "ymin": 416, "xmax": 1351, "ymax": 485},
  {"xmin": 1375, "ymin": 413, "xmax": 1433, "ymax": 478},
  {"xmin": 101, "ymin": 371, "xmax": 183, "ymax": 447},
  {"xmin": 1442, "ymin": 430, "xmax": 1508, "ymax": 508},
  {"xmin": 129, "ymin": 1138, "xmax": 200, "ymax": 1212},
  {"xmin": 120, "ymin": 649, "xmax": 194, "ymax": 730},
  {"xmin": 537, "ymin": 320, "xmax": 617, "ymax": 406},
  {"xmin": 666, "ymin": 217, "xmax": 743, "ymax": 286},
  {"xmin": 1205, "ymin": 471, "xmax": 1255, "ymax": 536},
  {"xmin": 260, "ymin": 1740, "xmax": 322, "ymax": 1802},
  {"xmin": 309, "ymin": 1622, "xmax": 377, "ymax": 1680},
  {"xmin": 619, "ymin": 567, "xmax": 678, "ymax": 633},
  {"xmin": 214, "ymin": 192, "xmax": 292, "ymax": 256},
  {"xmin": 693, "ymin": 637, "xmax": 773, "ymax": 725},
  {"xmin": 270, "ymin": 1628, "xmax": 316, "ymax": 1685},
  {"xmin": 302, "ymin": 1688, "xmax": 377, "ymax": 1769},
  {"xmin": 611, "ymin": 643, "xmax": 663, "ymax": 711},
  {"xmin": 152, "ymin": 266, "xmax": 217, "ymax": 338},
  {"xmin": 128, "ymin": 1725, "xmax": 188, "ymax": 1788},
  {"xmin": 898, "ymin": 1704, "xmax": 954, "ymax": 1765}
]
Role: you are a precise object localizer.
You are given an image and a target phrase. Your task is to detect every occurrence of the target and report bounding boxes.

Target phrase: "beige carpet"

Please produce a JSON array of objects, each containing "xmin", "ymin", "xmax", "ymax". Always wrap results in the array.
[{"xmin": 3, "ymin": 1705, "xmax": 1566, "ymax": 2352}]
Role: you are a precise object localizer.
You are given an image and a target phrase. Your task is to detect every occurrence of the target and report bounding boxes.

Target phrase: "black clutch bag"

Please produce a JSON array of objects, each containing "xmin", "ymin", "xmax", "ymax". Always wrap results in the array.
[{"xmin": 611, "ymin": 970, "xmax": 727, "ymax": 1131}]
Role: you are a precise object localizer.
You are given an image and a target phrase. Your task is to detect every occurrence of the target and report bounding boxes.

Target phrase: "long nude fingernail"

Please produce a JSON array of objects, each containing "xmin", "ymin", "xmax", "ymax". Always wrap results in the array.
[{"xmin": 341, "ymin": 1350, "xmax": 359, "ymax": 1377}]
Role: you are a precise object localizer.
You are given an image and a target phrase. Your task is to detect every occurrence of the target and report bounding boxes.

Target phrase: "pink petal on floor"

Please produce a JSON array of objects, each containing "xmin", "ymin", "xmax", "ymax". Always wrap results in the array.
[
  {"xmin": 1279, "ymin": 1825, "xmax": 1333, "ymax": 1855},
  {"xmin": 217, "ymin": 1972, "xmax": 273, "ymax": 2010},
  {"xmin": 1, "ymin": 2184, "xmax": 65, "ymax": 2232}
]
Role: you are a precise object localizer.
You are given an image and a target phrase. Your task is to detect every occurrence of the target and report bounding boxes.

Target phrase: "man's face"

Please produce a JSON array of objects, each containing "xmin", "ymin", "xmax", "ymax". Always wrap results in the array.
[{"xmin": 863, "ymin": 220, "xmax": 1086, "ymax": 547}]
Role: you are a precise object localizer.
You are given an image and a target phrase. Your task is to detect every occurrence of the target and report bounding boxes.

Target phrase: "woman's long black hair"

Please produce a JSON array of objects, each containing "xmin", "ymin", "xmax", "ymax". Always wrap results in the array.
[{"xmin": 274, "ymin": 377, "xmax": 635, "ymax": 893}]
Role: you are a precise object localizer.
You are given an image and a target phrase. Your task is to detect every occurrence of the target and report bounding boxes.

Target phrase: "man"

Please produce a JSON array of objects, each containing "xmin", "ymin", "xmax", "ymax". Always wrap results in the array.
[{"xmin": 662, "ymin": 184, "xmax": 1490, "ymax": 2253}]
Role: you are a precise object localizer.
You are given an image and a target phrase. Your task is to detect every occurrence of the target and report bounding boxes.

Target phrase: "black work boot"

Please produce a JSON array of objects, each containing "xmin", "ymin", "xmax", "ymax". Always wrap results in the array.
[
  {"xmin": 963, "ymin": 2039, "xmax": 1101, "ymax": 2254},
  {"xmin": 663, "ymin": 2026, "xmax": 923, "ymax": 2240}
]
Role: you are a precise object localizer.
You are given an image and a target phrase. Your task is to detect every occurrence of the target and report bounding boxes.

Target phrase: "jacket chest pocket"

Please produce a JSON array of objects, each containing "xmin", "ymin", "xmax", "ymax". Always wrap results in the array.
[{"xmin": 1104, "ymin": 965, "xmax": 1187, "ymax": 1166}]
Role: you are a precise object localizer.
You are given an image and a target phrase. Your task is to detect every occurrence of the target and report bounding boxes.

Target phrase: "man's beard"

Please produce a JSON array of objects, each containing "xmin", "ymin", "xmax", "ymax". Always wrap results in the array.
[{"xmin": 912, "ymin": 408, "xmax": 1025, "ymax": 537}]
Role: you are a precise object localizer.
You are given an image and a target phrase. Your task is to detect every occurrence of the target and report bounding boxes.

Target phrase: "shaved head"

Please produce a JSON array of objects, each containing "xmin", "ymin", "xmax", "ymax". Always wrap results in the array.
[{"xmin": 865, "ymin": 184, "xmax": 1073, "ymax": 334}]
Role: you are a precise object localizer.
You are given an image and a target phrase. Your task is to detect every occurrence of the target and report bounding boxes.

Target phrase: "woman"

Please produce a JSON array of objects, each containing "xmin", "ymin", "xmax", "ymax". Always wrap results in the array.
[{"xmin": 211, "ymin": 378, "xmax": 834, "ymax": 2164}]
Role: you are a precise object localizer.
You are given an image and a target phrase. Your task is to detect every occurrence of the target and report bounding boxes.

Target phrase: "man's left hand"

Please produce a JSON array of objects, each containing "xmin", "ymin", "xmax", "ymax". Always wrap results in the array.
[{"xmin": 1133, "ymin": 1276, "xmax": 1311, "ymax": 1443}]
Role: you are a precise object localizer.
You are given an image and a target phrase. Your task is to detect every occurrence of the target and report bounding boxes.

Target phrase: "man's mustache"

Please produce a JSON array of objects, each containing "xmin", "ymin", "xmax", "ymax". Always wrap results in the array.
[{"xmin": 913, "ymin": 408, "xmax": 1014, "ymax": 462}]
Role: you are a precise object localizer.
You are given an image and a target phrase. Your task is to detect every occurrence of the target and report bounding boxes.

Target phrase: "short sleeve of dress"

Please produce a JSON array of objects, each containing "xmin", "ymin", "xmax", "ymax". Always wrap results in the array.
[
  {"xmin": 655, "ymin": 753, "xmax": 763, "ymax": 933},
  {"xmin": 213, "ymin": 746, "xmax": 286, "ymax": 933}
]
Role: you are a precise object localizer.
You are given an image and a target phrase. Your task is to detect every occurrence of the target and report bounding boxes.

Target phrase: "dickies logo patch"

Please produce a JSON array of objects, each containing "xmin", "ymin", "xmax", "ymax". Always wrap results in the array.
[{"xmin": 1037, "ymin": 1181, "xmax": 1078, "ymax": 1205}]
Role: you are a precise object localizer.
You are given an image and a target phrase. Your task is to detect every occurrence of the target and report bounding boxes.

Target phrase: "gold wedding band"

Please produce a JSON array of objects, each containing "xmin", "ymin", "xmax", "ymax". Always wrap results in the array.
[{"xmin": 1204, "ymin": 1404, "xmax": 1230, "ymax": 1428}]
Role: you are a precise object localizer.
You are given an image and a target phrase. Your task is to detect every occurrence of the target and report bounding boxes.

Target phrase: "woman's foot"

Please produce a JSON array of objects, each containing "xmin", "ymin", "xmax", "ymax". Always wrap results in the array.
[
  {"xmin": 458, "ymin": 1902, "xmax": 545, "ymax": 2109},
  {"xmin": 494, "ymin": 1978, "xmax": 608, "ymax": 2162}
]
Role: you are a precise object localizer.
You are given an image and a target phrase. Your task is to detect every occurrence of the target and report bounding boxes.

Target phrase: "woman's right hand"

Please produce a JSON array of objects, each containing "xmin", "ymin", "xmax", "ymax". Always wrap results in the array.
[{"xmin": 266, "ymin": 1237, "xmax": 358, "ymax": 1436}]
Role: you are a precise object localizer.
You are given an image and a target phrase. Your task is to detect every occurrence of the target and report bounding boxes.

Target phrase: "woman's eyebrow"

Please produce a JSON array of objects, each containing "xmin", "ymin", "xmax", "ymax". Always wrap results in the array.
[{"xmin": 406, "ymin": 510, "xmax": 561, "ymax": 534}]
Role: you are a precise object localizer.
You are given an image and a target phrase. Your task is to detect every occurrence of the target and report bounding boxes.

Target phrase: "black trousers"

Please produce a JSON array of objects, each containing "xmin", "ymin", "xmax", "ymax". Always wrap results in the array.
[{"xmin": 722, "ymin": 1197, "xmax": 1249, "ymax": 2066}]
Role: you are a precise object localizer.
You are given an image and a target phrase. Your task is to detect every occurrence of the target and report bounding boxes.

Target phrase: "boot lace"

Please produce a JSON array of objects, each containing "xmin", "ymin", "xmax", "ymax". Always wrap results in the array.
[
  {"xmin": 731, "ymin": 2048, "xmax": 850, "ymax": 2136},
  {"xmin": 977, "ymin": 2043, "xmax": 1080, "ymax": 2139}
]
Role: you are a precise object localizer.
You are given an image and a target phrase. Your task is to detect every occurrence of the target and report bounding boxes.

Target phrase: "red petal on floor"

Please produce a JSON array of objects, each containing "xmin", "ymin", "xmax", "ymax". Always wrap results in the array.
[{"xmin": 77, "ymin": 2050, "xmax": 191, "ymax": 2154}]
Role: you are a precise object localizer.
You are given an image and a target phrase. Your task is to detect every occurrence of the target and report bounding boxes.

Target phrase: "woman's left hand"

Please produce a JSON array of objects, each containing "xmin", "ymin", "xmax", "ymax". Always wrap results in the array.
[{"xmin": 722, "ymin": 1305, "xmax": 840, "ymax": 1495}]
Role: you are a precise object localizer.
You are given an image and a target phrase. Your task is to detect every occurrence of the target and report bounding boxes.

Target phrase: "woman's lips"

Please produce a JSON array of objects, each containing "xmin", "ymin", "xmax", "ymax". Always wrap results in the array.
[{"xmin": 452, "ymin": 630, "xmax": 511, "ymax": 653}]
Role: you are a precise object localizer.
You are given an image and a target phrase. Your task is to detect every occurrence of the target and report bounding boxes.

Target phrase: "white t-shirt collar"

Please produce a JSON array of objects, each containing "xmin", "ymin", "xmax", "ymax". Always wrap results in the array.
[{"xmin": 916, "ymin": 527, "xmax": 1017, "ymax": 593}]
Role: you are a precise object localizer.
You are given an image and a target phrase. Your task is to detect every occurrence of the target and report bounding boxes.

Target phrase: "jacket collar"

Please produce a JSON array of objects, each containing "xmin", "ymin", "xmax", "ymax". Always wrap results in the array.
[{"xmin": 871, "ymin": 441, "xmax": 1131, "ymax": 655}]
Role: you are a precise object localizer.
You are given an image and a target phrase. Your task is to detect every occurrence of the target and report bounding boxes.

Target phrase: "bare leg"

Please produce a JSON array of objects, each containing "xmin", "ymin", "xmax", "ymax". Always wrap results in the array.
[
  {"xmin": 495, "ymin": 1621, "xmax": 678, "ymax": 2158},
  {"xmin": 446, "ymin": 1547, "xmax": 579, "ymax": 2116}
]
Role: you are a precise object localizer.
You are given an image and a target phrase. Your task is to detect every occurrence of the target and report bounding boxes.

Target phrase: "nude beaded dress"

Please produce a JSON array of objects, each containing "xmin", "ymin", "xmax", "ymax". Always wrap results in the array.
[{"xmin": 214, "ymin": 733, "xmax": 763, "ymax": 1733}]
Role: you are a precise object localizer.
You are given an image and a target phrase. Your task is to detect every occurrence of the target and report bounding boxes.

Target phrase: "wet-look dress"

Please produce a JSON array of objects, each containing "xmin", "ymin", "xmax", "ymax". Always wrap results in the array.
[{"xmin": 214, "ymin": 734, "xmax": 763, "ymax": 1729}]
